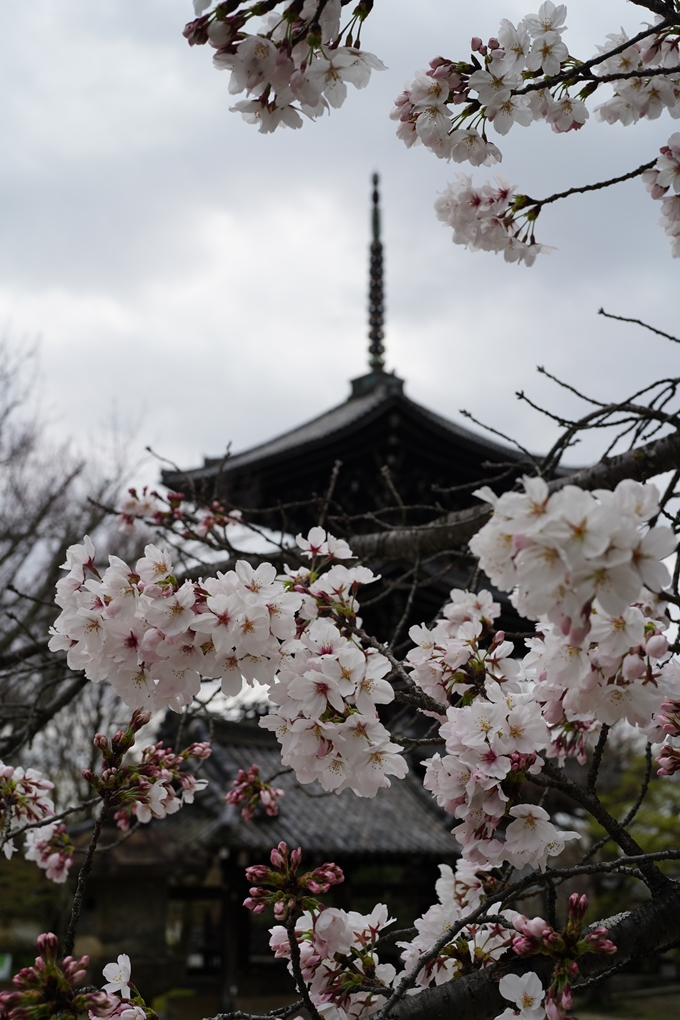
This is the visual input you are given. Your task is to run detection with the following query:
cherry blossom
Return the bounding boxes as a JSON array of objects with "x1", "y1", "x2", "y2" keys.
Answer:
[
  {"x1": 496, "y1": 971, "x2": 545, "y2": 1020},
  {"x1": 0, "y1": 762, "x2": 56, "y2": 860},
  {"x1": 434, "y1": 174, "x2": 552, "y2": 266},
  {"x1": 226, "y1": 763, "x2": 285, "y2": 821},
  {"x1": 103, "y1": 956, "x2": 132, "y2": 999},
  {"x1": 23, "y1": 823, "x2": 75, "y2": 884},
  {"x1": 184, "y1": 1, "x2": 385, "y2": 133}
]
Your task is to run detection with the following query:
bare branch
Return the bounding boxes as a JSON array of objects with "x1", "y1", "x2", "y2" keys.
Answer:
[
  {"x1": 349, "y1": 428, "x2": 680, "y2": 562},
  {"x1": 599, "y1": 307, "x2": 680, "y2": 345}
]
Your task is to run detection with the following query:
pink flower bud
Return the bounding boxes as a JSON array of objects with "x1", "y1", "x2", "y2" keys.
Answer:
[
  {"x1": 471, "y1": 36, "x2": 483, "y2": 51},
  {"x1": 488, "y1": 37, "x2": 500, "y2": 49},
  {"x1": 270, "y1": 848, "x2": 286, "y2": 870},
  {"x1": 622, "y1": 653, "x2": 646, "y2": 680},
  {"x1": 245, "y1": 865, "x2": 271, "y2": 883},
  {"x1": 36, "y1": 933, "x2": 59, "y2": 960},
  {"x1": 645, "y1": 634, "x2": 668, "y2": 659}
]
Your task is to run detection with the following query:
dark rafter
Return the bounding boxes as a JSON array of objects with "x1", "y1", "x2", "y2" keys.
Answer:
[{"x1": 368, "y1": 172, "x2": 385, "y2": 371}]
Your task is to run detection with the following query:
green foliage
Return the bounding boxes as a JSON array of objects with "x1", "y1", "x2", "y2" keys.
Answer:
[{"x1": 585, "y1": 747, "x2": 680, "y2": 920}]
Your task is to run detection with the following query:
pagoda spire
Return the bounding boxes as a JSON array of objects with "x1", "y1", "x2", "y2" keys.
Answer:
[{"x1": 368, "y1": 173, "x2": 385, "y2": 371}]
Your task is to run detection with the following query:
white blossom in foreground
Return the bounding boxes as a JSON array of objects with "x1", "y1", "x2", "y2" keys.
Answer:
[
  {"x1": 495, "y1": 971, "x2": 546, "y2": 1020},
  {"x1": 49, "y1": 528, "x2": 407, "y2": 800},
  {"x1": 270, "y1": 903, "x2": 396, "y2": 1020},
  {"x1": 398, "y1": 860, "x2": 516, "y2": 987}
]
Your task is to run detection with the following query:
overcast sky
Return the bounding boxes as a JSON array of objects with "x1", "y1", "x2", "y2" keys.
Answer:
[{"x1": 0, "y1": 0, "x2": 678, "y2": 485}]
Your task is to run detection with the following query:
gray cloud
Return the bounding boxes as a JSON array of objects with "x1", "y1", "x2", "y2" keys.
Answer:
[{"x1": 0, "y1": 0, "x2": 676, "y2": 478}]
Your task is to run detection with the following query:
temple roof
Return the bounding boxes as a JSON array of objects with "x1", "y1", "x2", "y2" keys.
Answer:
[
  {"x1": 174, "y1": 719, "x2": 460, "y2": 859},
  {"x1": 161, "y1": 175, "x2": 526, "y2": 512},
  {"x1": 162, "y1": 370, "x2": 522, "y2": 493}
]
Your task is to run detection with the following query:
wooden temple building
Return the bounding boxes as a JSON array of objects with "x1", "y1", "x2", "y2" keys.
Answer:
[{"x1": 71, "y1": 716, "x2": 458, "y2": 1017}]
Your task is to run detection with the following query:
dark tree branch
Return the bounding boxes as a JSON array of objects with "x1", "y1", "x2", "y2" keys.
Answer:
[
  {"x1": 0, "y1": 673, "x2": 90, "y2": 757},
  {"x1": 525, "y1": 159, "x2": 657, "y2": 212},
  {"x1": 388, "y1": 885, "x2": 680, "y2": 1020},
  {"x1": 599, "y1": 308, "x2": 680, "y2": 345},
  {"x1": 62, "y1": 795, "x2": 110, "y2": 958},
  {"x1": 349, "y1": 428, "x2": 680, "y2": 562}
]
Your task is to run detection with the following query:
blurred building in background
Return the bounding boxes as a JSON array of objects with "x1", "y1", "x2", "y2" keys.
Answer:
[{"x1": 69, "y1": 715, "x2": 458, "y2": 1018}]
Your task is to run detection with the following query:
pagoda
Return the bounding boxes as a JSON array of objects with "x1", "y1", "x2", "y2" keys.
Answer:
[{"x1": 162, "y1": 175, "x2": 524, "y2": 534}]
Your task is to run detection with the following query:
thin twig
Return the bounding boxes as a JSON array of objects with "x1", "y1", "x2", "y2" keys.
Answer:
[{"x1": 598, "y1": 308, "x2": 680, "y2": 345}]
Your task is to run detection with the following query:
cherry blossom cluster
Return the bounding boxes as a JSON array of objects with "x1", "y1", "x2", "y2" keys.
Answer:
[
  {"x1": 271, "y1": 903, "x2": 396, "y2": 1020},
  {"x1": 261, "y1": 612, "x2": 407, "y2": 796},
  {"x1": 434, "y1": 174, "x2": 552, "y2": 266},
  {"x1": 643, "y1": 133, "x2": 680, "y2": 258},
  {"x1": 254, "y1": 843, "x2": 395, "y2": 1020},
  {"x1": 82, "y1": 708, "x2": 211, "y2": 831},
  {"x1": 391, "y1": 6, "x2": 680, "y2": 264},
  {"x1": 48, "y1": 534, "x2": 306, "y2": 712},
  {"x1": 398, "y1": 860, "x2": 516, "y2": 988},
  {"x1": 470, "y1": 476, "x2": 679, "y2": 741},
  {"x1": 425, "y1": 694, "x2": 578, "y2": 870},
  {"x1": 398, "y1": 880, "x2": 614, "y2": 1018},
  {"x1": 501, "y1": 893, "x2": 616, "y2": 1020},
  {"x1": 407, "y1": 588, "x2": 507, "y2": 707},
  {"x1": 243, "y1": 840, "x2": 344, "y2": 919},
  {"x1": 408, "y1": 589, "x2": 577, "y2": 869},
  {"x1": 23, "y1": 823, "x2": 75, "y2": 884},
  {"x1": 653, "y1": 685, "x2": 680, "y2": 775},
  {"x1": 391, "y1": 3, "x2": 579, "y2": 165},
  {"x1": 225, "y1": 763, "x2": 285, "y2": 821},
  {"x1": 0, "y1": 933, "x2": 114, "y2": 1020},
  {"x1": 470, "y1": 477, "x2": 674, "y2": 632},
  {"x1": 184, "y1": 0, "x2": 385, "y2": 133},
  {"x1": 594, "y1": 26, "x2": 680, "y2": 128},
  {"x1": 49, "y1": 526, "x2": 406, "y2": 799},
  {"x1": 524, "y1": 591, "x2": 675, "y2": 750},
  {"x1": 0, "y1": 762, "x2": 55, "y2": 860}
]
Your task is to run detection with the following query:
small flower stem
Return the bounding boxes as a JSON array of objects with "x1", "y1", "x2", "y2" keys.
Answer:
[
  {"x1": 285, "y1": 917, "x2": 323, "y2": 1020},
  {"x1": 62, "y1": 796, "x2": 110, "y2": 958}
]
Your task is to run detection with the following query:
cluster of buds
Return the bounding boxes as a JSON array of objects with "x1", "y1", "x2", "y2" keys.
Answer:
[
  {"x1": 547, "y1": 718, "x2": 602, "y2": 767},
  {"x1": 0, "y1": 764, "x2": 55, "y2": 860},
  {"x1": 0, "y1": 933, "x2": 112, "y2": 1020},
  {"x1": 512, "y1": 895, "x2": 616, "y2": 1020},
  {"x1": 24, "y1": 823, "x2": 75, "y2": 884},
  {"x1": 244, "y1": 841, "x2": 344, "y2": 921},
  {"x1": 657, "y1": 743, "x2": 680, "y2": 776},
  {"x1": 116, "y1": 486, "x2": 243, "y2": 540},
  {"x1": 116, "y1": 487, "x2": 164, "y2": 533},
  {"x1": 82, "y1": 709, "x2": 211, "y2": 831},
  {"x1": 225, "y1": 764, "x2": 285, "y2": 821},
  {"x1": 654, "y1": 697, "x2": 680, "y2": 775}
]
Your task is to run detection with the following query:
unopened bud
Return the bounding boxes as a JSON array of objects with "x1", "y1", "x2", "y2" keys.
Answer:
[{"x1": 36, "y1": 933, "x2": 59, "y2": 960}]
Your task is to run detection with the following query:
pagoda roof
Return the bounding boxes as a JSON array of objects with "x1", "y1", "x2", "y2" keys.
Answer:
[{"x1": 162, "y1": 370, "x2": 523, "y2": 493}]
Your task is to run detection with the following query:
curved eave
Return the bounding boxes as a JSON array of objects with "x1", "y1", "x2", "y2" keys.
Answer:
[{"x1": 162, "y1": 380, "x2": 526, "y2": 490}]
